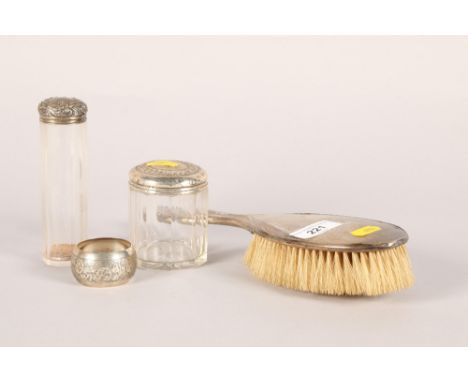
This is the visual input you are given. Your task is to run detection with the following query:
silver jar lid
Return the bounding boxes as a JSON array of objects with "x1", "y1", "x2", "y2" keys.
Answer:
[
  {"x1": 38, "y1": 97, "x2": 88, "y2": 124},
  {"x1": 129, "y1": 160, "x2": 208, "y2": 194}
]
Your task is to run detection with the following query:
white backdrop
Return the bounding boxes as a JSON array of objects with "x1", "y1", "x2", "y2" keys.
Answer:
[{"x1": 0, "y1": 36, "x2": 467, "y2": 345}]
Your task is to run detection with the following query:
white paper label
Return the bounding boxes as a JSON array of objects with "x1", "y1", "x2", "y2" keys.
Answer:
[{"x1": 290, "y1": 220, "x2": 342, "y2": 239}]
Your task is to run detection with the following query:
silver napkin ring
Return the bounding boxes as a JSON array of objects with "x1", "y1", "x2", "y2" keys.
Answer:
[{"x1": 71, "y1": 238, "x2": 137, "y2": 287}]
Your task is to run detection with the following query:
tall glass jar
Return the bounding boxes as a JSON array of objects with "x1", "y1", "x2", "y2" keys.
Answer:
[
  {"x1": 129, "y1": 160, "x2": 208, "y2": 269},
  {"x1": 39, "y1": 97, "x2": 88, "y2": 266}
]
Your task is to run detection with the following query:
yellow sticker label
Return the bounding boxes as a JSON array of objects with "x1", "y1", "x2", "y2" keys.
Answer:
[
  {"x1": 146, "y1": 160, "x2": 179, "y2": 168},
  {"x1": 351, "y1": 226, "x2": 382, "y2": 237}
]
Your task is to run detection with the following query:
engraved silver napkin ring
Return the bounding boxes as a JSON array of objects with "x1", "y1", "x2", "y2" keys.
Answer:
[{"x1": 71, "y1": 238, "x2": 137, "y2": 287}]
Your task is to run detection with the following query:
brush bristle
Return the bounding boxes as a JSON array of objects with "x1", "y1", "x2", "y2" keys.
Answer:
[{"x1": 244, "y1": 234, "x2": 414, "y2": 296}]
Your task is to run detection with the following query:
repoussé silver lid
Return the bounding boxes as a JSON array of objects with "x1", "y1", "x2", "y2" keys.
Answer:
[
  {"x1": 38, "y1": 97, "x2": 88, "y2": 124},
  {"x1": 129, "y1": 160, "x2": 208, "y2": 194}
]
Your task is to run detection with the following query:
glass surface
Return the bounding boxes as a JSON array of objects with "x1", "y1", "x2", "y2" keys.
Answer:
[
  {"x1": 40, "y1": 121, "x2": 87, "y2": 265},
  {"x1": 129, "y1": 188, "x2": 208, "y2": 269}
]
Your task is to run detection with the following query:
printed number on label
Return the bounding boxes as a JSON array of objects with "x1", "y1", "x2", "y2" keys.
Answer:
[{"x1": 290, "y1": 220, "x2": 342, "y2": 239}]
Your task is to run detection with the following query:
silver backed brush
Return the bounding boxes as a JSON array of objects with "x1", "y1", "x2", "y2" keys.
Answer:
[{"x1": 208, "y1": 210, "x2": 413, "y2": 296}]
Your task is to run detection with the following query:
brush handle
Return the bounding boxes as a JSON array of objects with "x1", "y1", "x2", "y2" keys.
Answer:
[{"x1": 208, "y1": 210, "x2": 252, "y2": 231}]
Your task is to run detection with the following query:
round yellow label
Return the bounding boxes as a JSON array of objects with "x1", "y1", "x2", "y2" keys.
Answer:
[{"x1": 146, "y1": 160, "x2": 179, "y2": 168}]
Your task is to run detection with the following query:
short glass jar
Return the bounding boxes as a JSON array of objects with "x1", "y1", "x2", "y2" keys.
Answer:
[{"x1": 129, "y1": 160, "x2": 208, "y2": 269}]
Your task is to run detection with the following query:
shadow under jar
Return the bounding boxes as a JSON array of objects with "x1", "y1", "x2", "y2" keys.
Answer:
[{"x1": 129, "y1": 160, "x2": 208, "y2": 269}]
